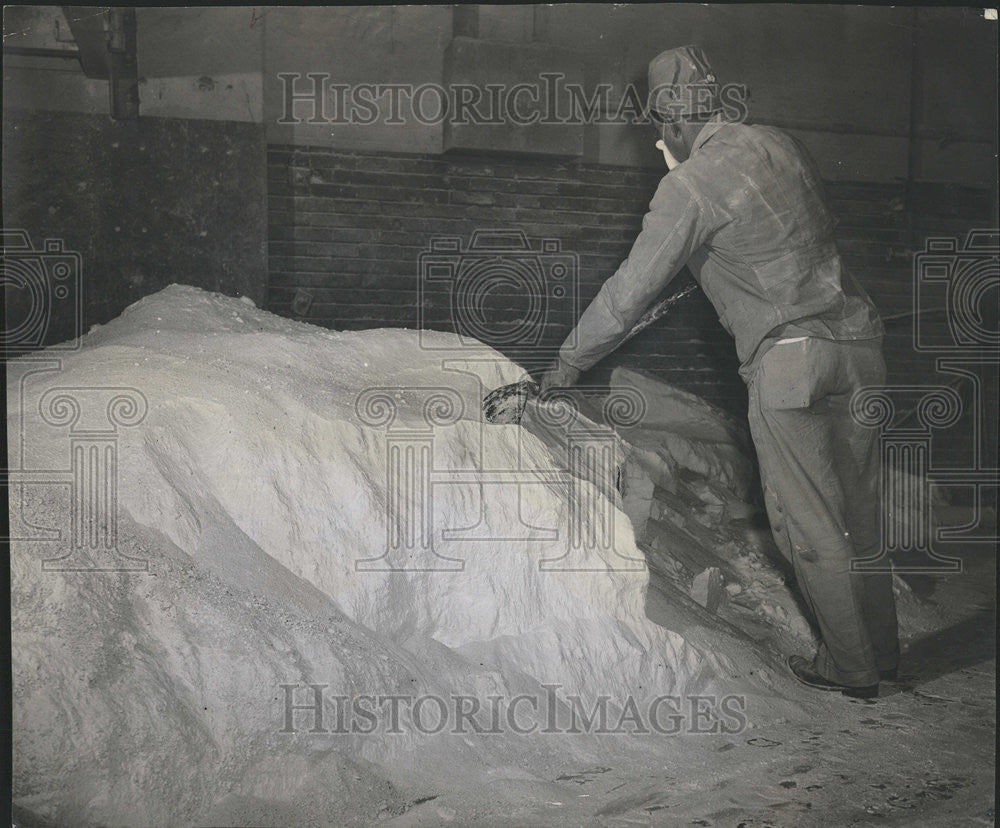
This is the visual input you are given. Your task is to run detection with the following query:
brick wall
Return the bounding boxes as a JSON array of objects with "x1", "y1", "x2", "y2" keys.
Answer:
[
  {"x1": 267, "y1": 145, "x2": 995, "y2": 430},
  {"x1": 268, "y1": 146, "x2": 746, "y2": 411}
]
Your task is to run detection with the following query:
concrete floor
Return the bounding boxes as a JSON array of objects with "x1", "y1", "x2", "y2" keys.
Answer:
[{"x1": 389, "y1": 528, "x2": 996, "y2": 826}]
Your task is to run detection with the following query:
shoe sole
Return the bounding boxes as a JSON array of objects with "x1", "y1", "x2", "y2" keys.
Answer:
[
  {"x1": 788, "y1": 656, "x2": 878, "y2": 697},
  {"x1": 795, "y1": 674, "x2": 841, "y2": 692}
]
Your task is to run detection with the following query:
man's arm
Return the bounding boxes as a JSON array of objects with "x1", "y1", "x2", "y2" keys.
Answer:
[{"x1": 552, "y1": 173, "x2": 717, "y2": 379}]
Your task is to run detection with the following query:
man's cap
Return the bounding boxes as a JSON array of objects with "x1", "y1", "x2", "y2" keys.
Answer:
[{"x1": 646, "y1": 45, "x2": 721, "y2": 123}]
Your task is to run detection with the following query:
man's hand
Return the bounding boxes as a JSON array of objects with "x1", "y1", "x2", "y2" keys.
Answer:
[{"x1": 538, "y1": 358, "x2": 581, "y2": 394}]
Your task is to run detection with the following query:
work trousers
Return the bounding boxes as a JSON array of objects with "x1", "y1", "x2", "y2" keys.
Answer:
[{"x1": 747, "y1": 336, "x2": 899, "y2": 687}]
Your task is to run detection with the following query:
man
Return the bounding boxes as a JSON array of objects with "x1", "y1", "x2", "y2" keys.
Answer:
[{"x1": 541, "y1": 45, "x2": 898, "y2": 699}]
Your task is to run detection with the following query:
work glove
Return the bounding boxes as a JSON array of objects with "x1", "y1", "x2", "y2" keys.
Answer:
[{"x1": 538, "y1": 357, "x2": 581, "y2": 394}]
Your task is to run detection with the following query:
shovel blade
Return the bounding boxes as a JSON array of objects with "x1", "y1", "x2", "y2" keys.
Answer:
[{"x1": 483, "y1": 379, "x2": 539, "y2": 425}]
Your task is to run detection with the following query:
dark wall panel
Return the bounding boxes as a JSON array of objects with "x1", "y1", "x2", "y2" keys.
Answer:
[{"x1": 3, "y1": 110, "x2": 267, "y2": 351}]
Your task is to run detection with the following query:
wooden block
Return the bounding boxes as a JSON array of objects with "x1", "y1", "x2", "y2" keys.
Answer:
[{"x1": 691, "y1": 567, "x2": 725, "y2": 614}]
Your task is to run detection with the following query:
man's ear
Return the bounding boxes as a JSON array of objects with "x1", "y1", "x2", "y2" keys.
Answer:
[{"x1": 661, "y1": 120, "x2": 681, "y2": 143}]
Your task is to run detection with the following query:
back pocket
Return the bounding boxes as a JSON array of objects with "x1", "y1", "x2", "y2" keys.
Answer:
[{"x1": 758, "y1": 339, "x2": 818, "y2": 410}]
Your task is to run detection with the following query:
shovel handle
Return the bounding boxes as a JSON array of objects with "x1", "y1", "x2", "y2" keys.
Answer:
[{"x1": 622, "y1": 280, "x2": 699, "y2": 344}]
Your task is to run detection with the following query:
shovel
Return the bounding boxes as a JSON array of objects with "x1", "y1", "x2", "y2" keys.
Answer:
[{"x1": 483, "y1": 279, "x2": 699, "y2": 425}]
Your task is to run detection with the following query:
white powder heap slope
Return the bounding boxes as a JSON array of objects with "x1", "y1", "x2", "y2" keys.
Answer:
[{"x1": 10, "y1": 285, "x2": 807, "y2": 825}]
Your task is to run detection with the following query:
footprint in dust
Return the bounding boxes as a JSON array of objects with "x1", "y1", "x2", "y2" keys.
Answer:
[
  {"x1": 885, "y1": 776, "x2": 969, "y2": 809},
  {"x1": 886, "y1": 793, "x2": 917, "y2": 810},
  {"x1": 919, "y1": 777, "x2": 969, "y2": 801},
  {"x1": 859, "y1": 717, "x2": 905, "y2": 731}
]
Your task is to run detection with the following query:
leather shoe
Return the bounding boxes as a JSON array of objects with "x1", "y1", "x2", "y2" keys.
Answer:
[{"x1": 787, "y1": 655, "x2": 878, "y2": 699}]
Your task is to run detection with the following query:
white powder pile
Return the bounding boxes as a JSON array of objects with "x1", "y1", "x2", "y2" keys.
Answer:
[{"x1": 11, "y1": 285, "x2": 880, "y2": 824}]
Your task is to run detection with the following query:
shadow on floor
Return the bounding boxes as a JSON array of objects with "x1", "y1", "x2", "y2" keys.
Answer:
[{"x1": 887, "y1": 607, "x2": 996, "y2": 694}]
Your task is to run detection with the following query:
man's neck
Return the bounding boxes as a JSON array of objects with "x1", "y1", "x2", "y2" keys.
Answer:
[{"x1": 679, "y1": 119, "x2": 708, "y2": 154}]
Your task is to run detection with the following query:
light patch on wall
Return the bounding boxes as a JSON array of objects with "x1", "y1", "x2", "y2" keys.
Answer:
[
  {"x1": 2, "y1": 6, "x2": 79, "y2": 54},
  {"x1": 138, "y1": 73, "x2": 263, "y2": 123}
]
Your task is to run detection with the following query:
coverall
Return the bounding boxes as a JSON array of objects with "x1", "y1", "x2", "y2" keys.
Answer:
[{"x1": 560, "y1": 117, "x2": 900, "y2": 688}]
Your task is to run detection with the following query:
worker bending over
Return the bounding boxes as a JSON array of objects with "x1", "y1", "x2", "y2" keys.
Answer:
[{"x1": 542, "y1": 45, "x2": 899, "y2": 699}]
